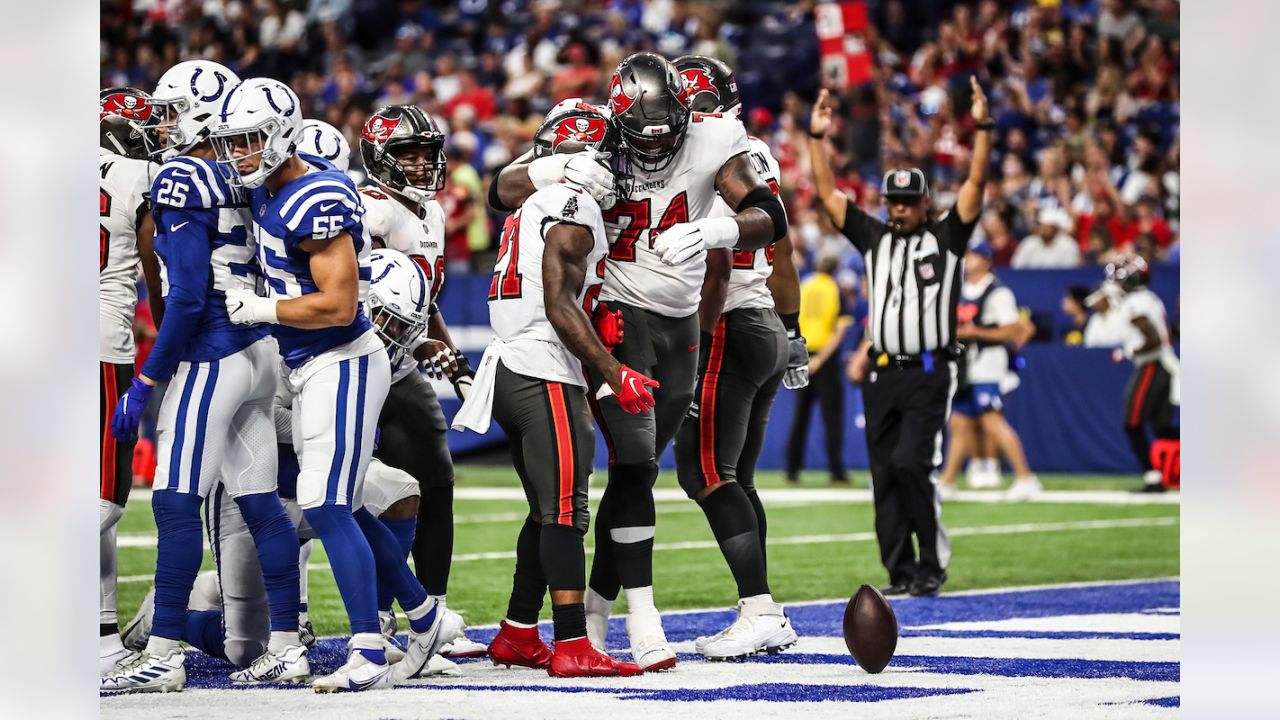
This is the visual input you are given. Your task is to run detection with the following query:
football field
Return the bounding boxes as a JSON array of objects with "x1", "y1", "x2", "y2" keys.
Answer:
[{"x1": 107, "y1": 467, "x2": 1180, "y2": 717}]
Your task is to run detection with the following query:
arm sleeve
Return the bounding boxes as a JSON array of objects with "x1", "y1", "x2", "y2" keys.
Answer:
[
  {"x1": 935, "y1": 209, "x2": 979, "y2": 256},
  {"x1": 839, "y1": 203, "x2": 886, "y2": 254},
  {"x1": 140, "y1": 207, "x2": 215, "y2": 382}
]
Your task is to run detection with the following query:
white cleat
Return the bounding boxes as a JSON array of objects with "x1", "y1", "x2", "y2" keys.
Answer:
[
  {"x1": 311, "y1": 650, "x2": 394, "y2": 693},
  {"x1": 422, "y1": 653, "x2": 460, "y2": 676},
  {"x1": 439, "y1": 608, "x2": 489, "y2": 657},
  {"x1": 100, "y1": 635, "x2": 138, "y2": 677},
  {"x1": 699, "y1": 599, "x2": 798, "y2": 661},
  {"x1": 1005, "y1": 475, "x2": 1044, "y2": 502},
  {"x1": 100, "y1": 648, "x2": 185, "y2": 694},
  {"x1": 230, "y1": 644, "x2": 311, "y2": 685},
  {"x1": 396, "y1": 601, "x2": 465, "y2": 680},
  {"x1": 120, "y1": 586, "x2": 155, "y2": 652},
  {"x1": 626, "y1": 607, "x2": 677, "y2": 672}
]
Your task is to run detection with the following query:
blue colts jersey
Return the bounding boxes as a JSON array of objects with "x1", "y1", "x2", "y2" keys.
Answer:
[
  {"x1": 247, "y1": 154, "x2": 373, "y2": 368},
  {"x1": 142, "y1": 156, "x2": 269, "y2": 383}
]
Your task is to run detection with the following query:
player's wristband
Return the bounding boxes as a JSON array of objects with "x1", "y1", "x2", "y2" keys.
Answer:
[
  {"x1": 975, "y1": 121, "x2": 996, "y2": 131},
  {"x1": 779, "y1": 311, "x2": 800, "y2": 337}
]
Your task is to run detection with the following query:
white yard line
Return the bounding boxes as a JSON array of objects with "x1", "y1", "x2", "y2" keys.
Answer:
[
  {"x1": 125, "y1": 485, "x2": 1182, "y2": 506},
  {"x1": 117, "y1": 516, "x2": 1176, "y2": 582}
]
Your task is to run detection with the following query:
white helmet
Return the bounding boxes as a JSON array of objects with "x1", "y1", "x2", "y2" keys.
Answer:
[
  {"x1": 209, "y1": 77, "x2": 303, "y2": 189},
  {"x1": 368, "y1": 248, "x2": 429, "y2": 367},
  {"x1": 299, "y1": 119, "x2": 352, "y2": 172},
  {"x1": 151, "y1": 60, "x2": 241, "y2": 160}
]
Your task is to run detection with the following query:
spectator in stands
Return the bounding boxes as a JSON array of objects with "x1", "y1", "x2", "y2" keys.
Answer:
[
  {"x1": 1012, "y1": 206, "x2": 1081, "y2": 268},
  {"x1": 785, "y1": 255, "x2": 853, "y2": 486}
]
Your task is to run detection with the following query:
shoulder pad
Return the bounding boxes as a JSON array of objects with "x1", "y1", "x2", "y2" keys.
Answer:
[
  {"x1": 278, "y1": 171, "x2": 363, "y2": 239},
  {"x1": 151, "y1": 157, "x2": 232, "y2": 209}
]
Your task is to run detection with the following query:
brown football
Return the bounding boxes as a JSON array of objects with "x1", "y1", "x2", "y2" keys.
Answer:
[{"x1": 842, "y1": 584, "x2": 899, "y2": 673}]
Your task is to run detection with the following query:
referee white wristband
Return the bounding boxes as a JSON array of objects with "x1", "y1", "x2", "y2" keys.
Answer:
[{"x1": 528, "y1": 154, "x2": 573, "y2": 190}]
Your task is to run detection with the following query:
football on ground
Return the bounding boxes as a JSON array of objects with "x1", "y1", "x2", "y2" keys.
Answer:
[{"x1": 843, "y1": 583, "x2": 898, "y2": 673}]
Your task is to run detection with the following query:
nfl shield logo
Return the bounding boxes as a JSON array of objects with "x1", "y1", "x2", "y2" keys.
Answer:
[
  {"x1": 894, "y1": 170, "x2": 912, "y2": 188},
  {"x1": 919, "y1": 262, "x2": 935, "y2": 281}
]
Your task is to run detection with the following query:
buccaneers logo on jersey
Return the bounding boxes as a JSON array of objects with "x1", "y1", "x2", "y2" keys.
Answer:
[
  {"x1": 551, "y1": 116, "x2": 608, "y2": 151},
  {"x1": 679, "y1": 68, "x2": 719, "y2": 104},
  {"x1": 100, "y1": 91, "x2": 154, "y2": 122},
  {"x1": 361, "y1": 114, "x2": 401, "y2": 144}
]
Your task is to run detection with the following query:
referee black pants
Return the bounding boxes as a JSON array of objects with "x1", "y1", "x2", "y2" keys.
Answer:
[
  {"x1": 862, "y1": 362, "x2": 954, "y2": 585},
  {"x1": 784, "y1": 355, "x2": 846, "y2": 481}
]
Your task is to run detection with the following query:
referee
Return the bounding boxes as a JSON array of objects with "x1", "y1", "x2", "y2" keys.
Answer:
[{"x1": 808, "y1": 77, "x2": 993, "y2": 597}]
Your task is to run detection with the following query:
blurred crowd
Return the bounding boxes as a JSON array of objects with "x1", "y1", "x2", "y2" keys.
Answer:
[{"x1": 101, "y1": 0, "x2": 1179, "y2": 276}]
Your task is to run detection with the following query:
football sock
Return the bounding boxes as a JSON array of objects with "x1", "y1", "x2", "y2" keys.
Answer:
[
  {"x1": 145, "y1": 635, "x2": 181, "y2": 656},
  {"x1": 552, "y1": 602, "x2": 588, "y2": 642},
  {"x1": 624, "y1": 585, "x2": 656, "y2": 613},
  {"x1": 298, "y1": 540, "x2": 312, "y2": 612},
  {"x1": 506, "y1": 516, "x2": 546, "y2": 625},
  {"x1": 181, "y1": 609, "x2": 227, "y2": 660},
  {"x1": 540, "y1": 523, "x2": 586, "y2": 592},
  {"x1": 268, "y1": 630, "x2": 297, "y2": 653},
  {"x1": 700, "y1": 482, "x2": 769, "y2": 598},
  {"x1": 583, "y1": 587, "x2": 615, "y2": 621},
  {"x1": 353, "y1": 507, "x2": 428, "y2": 618},
  {"x1": 610, "y1": 462, "x2": 658, "y2": 590},
  {"x1": 234, "y1": 491, "x2": 301, "y2": 633},
  {"x1": 376, "y1": 516, "x2": 417, "y2": 613},
  {"x1": 744, "y1": 486, "x2": 769, "y2": 568},
  {"x1": 587, "y1": 488, "x2": 619, "y2": 601},
  {"x1": 100, "y1": 501, "x2": 122, "y2": 634},
  {"x1": 304, "y1": 504, "x2": 380, "y2": 635},
  {"x1": 350, "y1": 632, "x2": 386, "y2": 664},
  {"x1": 150, "y1": 490, "x2": 205, "y2": 643},
  {"x1": 413, "y1": 485, "x2": 455, "y2": 596}
]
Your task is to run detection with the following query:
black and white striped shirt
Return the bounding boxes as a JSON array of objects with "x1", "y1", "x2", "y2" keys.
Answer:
[{"x1": 840, "y1": 208, "x2": 976, "y2": 356}]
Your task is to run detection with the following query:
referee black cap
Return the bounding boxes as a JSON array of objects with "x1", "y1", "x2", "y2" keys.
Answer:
[{"x1": 882, "y1": 168, "x2": 931, "y2": 201}]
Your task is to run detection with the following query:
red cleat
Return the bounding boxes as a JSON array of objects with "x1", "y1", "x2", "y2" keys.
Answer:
[
  {"x1": 488, "y1": 621, "x2": 553, "y2": 669},
  {"x1": 547, "y1": 637, "x2": 645, "y2": 677}
]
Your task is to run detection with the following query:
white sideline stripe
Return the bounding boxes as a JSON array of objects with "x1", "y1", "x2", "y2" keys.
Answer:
[
  {"x1": 123, "y1": 486, "x2": 1182, "y2": 506},
  {"x1": 116, "y1": 516, "x2": 1176, "y2": 583}
]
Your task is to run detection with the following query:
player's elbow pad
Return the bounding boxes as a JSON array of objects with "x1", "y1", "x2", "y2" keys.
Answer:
[{"x1": 737, "y1": 186, "x2": 788, "y2": 242}]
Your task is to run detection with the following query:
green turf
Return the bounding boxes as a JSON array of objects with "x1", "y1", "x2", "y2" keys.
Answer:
[{"x1": 114, "y1": 469, "x2": 1179, "y2": 637}]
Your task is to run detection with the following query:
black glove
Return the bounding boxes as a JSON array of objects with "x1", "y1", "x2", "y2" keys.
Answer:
[{"x1": 450, "y1": 352, "x2": 475, "y2": 400}]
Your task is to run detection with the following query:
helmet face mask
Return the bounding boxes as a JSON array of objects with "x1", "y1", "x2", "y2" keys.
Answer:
[
  {"x1": 369, "y1": 303, "x2": 427, "y2": 367},
  {"x1": 608, "y1": 53, "x2": 691, "y2": 173},
  {"x1": 360, "y1": 106, "x2": 447, "y2": 204}
]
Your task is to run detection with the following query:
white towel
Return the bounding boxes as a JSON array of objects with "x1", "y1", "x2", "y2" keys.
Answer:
[{"x1": 451, "y1": 340, "x2": 504, "y2": 434}]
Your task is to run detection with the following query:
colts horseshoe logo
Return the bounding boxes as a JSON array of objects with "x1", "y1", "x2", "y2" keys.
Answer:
[
  {"x1": 262, "y1": 86, "x2": 297, "y2": 118},
  {"x1": 190, "y1": 67, "x2": 228, "y2": 102}
]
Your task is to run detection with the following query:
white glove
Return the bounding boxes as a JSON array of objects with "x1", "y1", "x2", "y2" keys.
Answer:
[
  {"x1": 653, "y1": 217, "x2": 740, "y2": 265},
  {"x1": 562, "y1": 149, "x2": 615, "y2": 206},
  {"x1": 225, "y1": 288, "x2": 278, "y2": 324}
]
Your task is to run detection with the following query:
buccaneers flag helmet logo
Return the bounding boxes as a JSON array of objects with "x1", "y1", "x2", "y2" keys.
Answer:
[
  {"x1": 361, "y1": 114, "x2": 401, "y2": 144},
  {"x1": 679, "y1": 68, "x2": 719, "y2": 104},
  {"x1": 100, "y1": 91, "x2": 154, "y2": 122},
  {"x1": 551, "y1": 115, "x2": 608, "y2": 151}
]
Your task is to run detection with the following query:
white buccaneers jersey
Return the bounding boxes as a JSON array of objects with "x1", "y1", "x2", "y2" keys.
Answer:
[
  {"x1": 359, "y1": 186, "x2": 447, "y2": 304},
  {"x1": 99, "y1": 148, "x2": 157, "y2": 363},
  {"x1": 1120, "y1": 288, "x2": 1173, "y2": 364},
  {"x1": 600, "y1": 113, "x2": 750, "y2": 318},
  {"x1": 489, "y1": 183, "x2": 608, "y2": 385},
  {"x1": 714, "y1": 136, "x2": 782, "y2": 313}
]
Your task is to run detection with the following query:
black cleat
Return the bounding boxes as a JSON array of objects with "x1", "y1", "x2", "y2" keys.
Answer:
[{"x1": 1132, "y1": 483, "x2": 1167, "y2": 494}]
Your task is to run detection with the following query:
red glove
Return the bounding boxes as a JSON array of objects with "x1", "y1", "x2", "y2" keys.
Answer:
[
  {"x1": 616, "y1": 364, "x2": 659, "y2": 414},
  {"x1": 592, "y1": 301, "x2": 625, "y2": 350}
]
